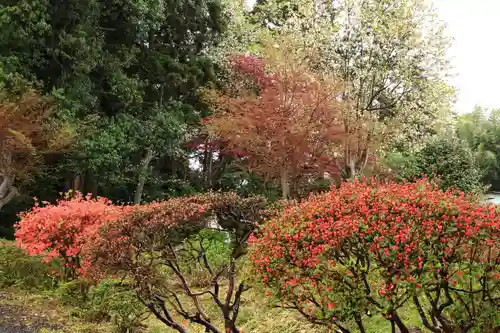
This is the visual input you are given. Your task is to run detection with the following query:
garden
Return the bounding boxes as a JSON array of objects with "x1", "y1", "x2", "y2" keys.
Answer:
[{"x1": 0, "y1": 0, "x2": 499, "y2": 332}]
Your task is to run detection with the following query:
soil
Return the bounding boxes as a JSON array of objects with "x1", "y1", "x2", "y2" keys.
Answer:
[{"x1": 0, "y1": 293, "x2": 63, "y2": 333}]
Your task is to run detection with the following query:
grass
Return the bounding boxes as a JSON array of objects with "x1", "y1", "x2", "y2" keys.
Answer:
[
  {"x1": 0, "y1": 239, "x2": 425, "y2": 332},
  {"x1": 0, "y1": 287, "x2": 115, "y2": 333},
  {"x1": 0, "y1": 285, "x2": 320, "y2": 333},
  {"x1": 0, "y1": 284, "x2": 425, "y2": 333}
]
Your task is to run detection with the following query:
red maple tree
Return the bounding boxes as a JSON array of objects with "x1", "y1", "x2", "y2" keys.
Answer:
[{"x1": 202, "y1": 42, "x2": 347, "y2": 198}]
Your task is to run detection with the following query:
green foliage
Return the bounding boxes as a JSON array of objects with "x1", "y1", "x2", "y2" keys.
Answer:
[
  {"x1": 188, "y1": 229, "x2": 232, "y2": 268},
  {"x1": 54, "y1": 278, "x2": 148, "y2": 332},
  {"x1": 383, "y1": 151, "x2": 420, "y2": 182},
  {"x1": 86, "y1": 279, "x2": 148, "y2": 333},
  {"x1": 56, "y1": 279, "x2": 92, "y2": 306},
  {"x1": 416, "y1": 137, "x2": 484, "y2": 193},
  {"x1": 0, "y1": 0, "x2": 227, "y2": 213},
  {"x1": 0, "y1": 242, "x2": 56, "y2": 290},
  {"x1": 387, "y1": 137, "x2": 484, "y2": 193},
  {"x1": 456, "y1": 106, "x2": 500, "y2": 191}
]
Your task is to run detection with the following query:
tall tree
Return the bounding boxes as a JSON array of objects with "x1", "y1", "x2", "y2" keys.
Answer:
[
  {"x1": 0, "y1": 90, "x2": 70, "y2": 210},
  {"x1": 203, "y1": 39, "x2": 346, "y2": 199},
  {"x1": 248, "y1": 0, "x2": 455, "y2": 177},
  {"x1": 0, "y1": 0, "x2": 226, "y2": 203},
  {"x1": 456, "y1": 107, "x2": 500, "y2": 190}
]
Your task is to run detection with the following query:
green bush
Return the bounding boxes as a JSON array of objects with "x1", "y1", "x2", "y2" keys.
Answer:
[
  {"x1": 386, "y1": 137, "x2": 485, "y2": 193},
  {"x1": 53, "y1": 278, "x2": 148, "y2": 332},
  {"x1": 0, "y1": 242, "x2": 56, "y2": 290},
  {"x1": 86, "y1": 279, "x2": 148, "y2": 333},
  {"x1": 416, "y1": 137, "x2": 485, "y2": 193},
  {"x1": 56, "y1": 279, "x2": 92, "y2": 306}
]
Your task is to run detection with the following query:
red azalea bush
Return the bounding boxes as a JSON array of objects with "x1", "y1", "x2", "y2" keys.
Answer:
[
  {"x1": 250, "y1": 178, "x2": 500, "y2": 333},
  {"x1": 15, "y1": 191, "x2": 130, "y2": 280}
]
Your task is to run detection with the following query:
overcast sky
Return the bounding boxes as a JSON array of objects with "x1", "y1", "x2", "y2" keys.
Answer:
[
  {"x1": 245, "y1": 0, "x2": 500, "y2": 113},
  {"x1": 435, "y1": 0, "x2": 500, "y2": 113}
]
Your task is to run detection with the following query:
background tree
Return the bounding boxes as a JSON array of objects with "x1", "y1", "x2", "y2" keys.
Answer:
[
  {"x1": 248, "y1": 0, "x2": 455, "y2": 177},
  {"x1": 0, "y1": 0, "x2": 226, "y2": 234},
  {"x1": 385, "y1": 136, "x2": 484, "y2": 193},
  {"x1": 203, "y1": 38, "x2": 346, "y2": 199},
  {"x1": 456, "y1": 106, "x2": 500, "y2": 191},
  {"x1": 0, "y1": 90, "x2": 71, "y2": 210}
]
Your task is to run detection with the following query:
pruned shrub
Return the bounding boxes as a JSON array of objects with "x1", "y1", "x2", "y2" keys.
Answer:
[
  {"x1": 0, "y1": 242, "x2": 56, "y2": 290},
  {"x1": 14, "y1": 191, "x2": 130, "y2": 280},
  {"x1": 56, "y1": 278, "x2": 92, "y2": 306},
  {"x1": 86, "y1": 279, "x2": 149, "y2": 333},
  {"x1": 84, "y1": 192, "x2": 268, "y2": 333},
  {"x1": 250, "y1": 178, "x2": 500, "y2": 333}
]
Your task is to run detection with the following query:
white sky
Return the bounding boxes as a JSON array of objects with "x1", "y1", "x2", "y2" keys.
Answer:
[
  {"x1": 244, "y1": 0, "x2": 500, "y2": 113},
  {"x1": 435, "y1": 0, "x2": 500, "y2": 113}
]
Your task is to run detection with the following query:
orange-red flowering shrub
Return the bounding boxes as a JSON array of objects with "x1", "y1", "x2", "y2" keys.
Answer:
[
  {"x1": 250, "y1": 179, "x2": 500, "y2": 333},
  {"x1": 85, "y1": 192, "x2": 268, "y2": 333},
  {"x1": 15, "y1": 192, "x2": 129, "y2": 280}
]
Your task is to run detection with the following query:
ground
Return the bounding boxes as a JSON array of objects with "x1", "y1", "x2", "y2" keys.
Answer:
[
  {"x1": 0, "y1": 289, "x2": 113, "y2": 333},
  {"x1": 0, "y1": 286, "x2": 425, "y2": 333},
  {"x1": 0, "y1": 292, "x2": 61, "y2": 333}
]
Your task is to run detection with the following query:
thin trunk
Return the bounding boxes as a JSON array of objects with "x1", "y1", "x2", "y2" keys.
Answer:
[
  {"x1": 354, "y1": 315, "x2": 366, "y2": 333},
  {"x1": 72, "y1": 173, "x2": 82, "y2": 192},
  {"x1": 392, "y1": 312, "x2": 410, "y2": 333},
  {"x1": 203, "y1": 150, "x2": 209, "y2": 185},
  {"x1": 0, "y1": 174, "x2": 11, "y2": 198},
  {"x1": 134, "y1": 148, "x2": 154, "y2": 205},
  {"x1": 208, "y1": 151, "x2": 213, "y2": 188},
  {"x1": 0, "y1": 175, "x2": 18, "y2": 210},
  {"x1": 64, "y1": 177, "x2": 72, "y2": 192},
  {"x1": 349, "y1": 158, "x2": 356, "y2": 179},
  {"x1": 90, "y1": 176, "x2": 98, "y2": 197},
  {"x1": 280, "y1": 167, "x2": 290, "y2": 199}
]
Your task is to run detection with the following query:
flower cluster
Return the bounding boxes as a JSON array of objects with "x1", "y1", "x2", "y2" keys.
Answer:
[
  {"x1": 250, "y1": 178, "x2": 500, "y2": 330},
  {"x1": 15, "y1": 192, "x2": 130, "y2": 280}
]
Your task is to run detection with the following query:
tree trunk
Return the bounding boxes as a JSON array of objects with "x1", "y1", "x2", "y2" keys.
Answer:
[
  {"x1": 349, "y1": 158, "x2": 356, "y2": 179},
  {"x1": 280, "y1": 167, "x2": 290, "y2": 199},
  {"x1": 0, "y1": 174, "x2": 18, "y2": 210},
  {"x1": 72, "y1": 173, "x2": 81, "y2": 191},
  {"x1": 134, "y1": 148, "x2": 154, "y2": 205}
]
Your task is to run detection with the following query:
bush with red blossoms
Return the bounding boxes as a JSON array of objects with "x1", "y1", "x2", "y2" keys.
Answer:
[
  {"x1": 15, "y1": 191, "x2": 130, "y2": 281},
  {"x1": 250, "y1": 179, "x2": 500, "y2": 333},
  {"x1": 85, "y1": 192, "x2": 268, "y2": 333}
]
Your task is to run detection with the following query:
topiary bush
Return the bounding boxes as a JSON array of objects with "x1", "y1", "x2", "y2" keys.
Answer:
[
  {"x1": 0, "y1": 241, "x2": 56, "y2": 290},
  {"x1": 250, "y1": 178, "x2": 500, "y2": 333}
]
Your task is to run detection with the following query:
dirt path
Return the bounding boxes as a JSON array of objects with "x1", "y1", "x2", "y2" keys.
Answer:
[{"x1": 0, "y1": 293, "x2": 63, "y2": 333}]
